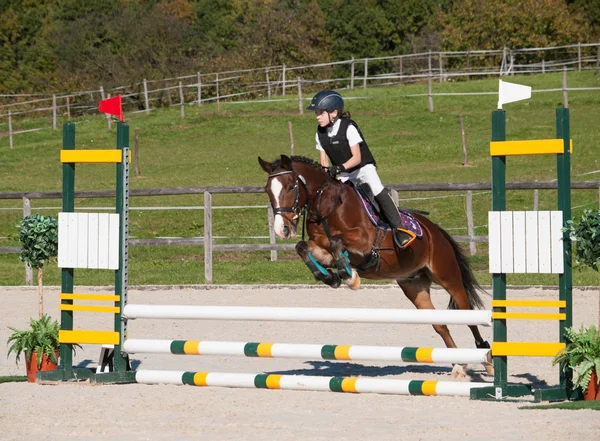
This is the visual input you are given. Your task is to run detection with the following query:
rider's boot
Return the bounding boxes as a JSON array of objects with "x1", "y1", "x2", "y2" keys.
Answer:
[{"x1": 374, "y1": 191, "x2": 417, "y2": 249}]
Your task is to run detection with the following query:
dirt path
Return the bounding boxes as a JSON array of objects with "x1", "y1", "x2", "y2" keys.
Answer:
[{"x1": 1, "y1": 285, "x2": 598, "y2": 441}]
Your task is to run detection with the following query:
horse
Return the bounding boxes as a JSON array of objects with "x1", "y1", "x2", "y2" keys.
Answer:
[{"x1": 258, "y1": 154, "x2": 493, "y2": 377}]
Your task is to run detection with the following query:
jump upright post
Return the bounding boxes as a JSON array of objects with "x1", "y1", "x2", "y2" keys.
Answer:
[
  {"x1": 37, "y1": 121, "x2": 131, "y2": 382},
  {"x1": 471, "y1": 87, "x2": 575, "y2": 400}
]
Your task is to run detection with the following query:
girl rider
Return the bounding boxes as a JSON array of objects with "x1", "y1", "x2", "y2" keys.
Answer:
[{"x1": 306, "y1": 89, "x2": 415, "y2": 249}]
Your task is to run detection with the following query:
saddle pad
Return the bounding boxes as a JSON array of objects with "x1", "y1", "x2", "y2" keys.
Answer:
[{"x1": 352, "y1": 185, "x2": 423, "y2": 238}]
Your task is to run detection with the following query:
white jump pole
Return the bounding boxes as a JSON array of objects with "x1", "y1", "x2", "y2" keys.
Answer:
[
  {"x1": 134, "y1": 370, "x2": 490, "y2": 396},
  {"x1": 123, "y1": 339, "x2": 492, "y2": 365},
  {"x1": 123, "y1": 305, "x2": 492, "y2": 326}
]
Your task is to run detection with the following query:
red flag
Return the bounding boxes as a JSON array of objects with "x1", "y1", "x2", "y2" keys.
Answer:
[{"x1": 99, "y1": 95, "x2": 123, "y2": 121}]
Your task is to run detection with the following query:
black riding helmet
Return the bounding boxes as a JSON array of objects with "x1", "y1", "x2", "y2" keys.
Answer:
[{"x1": 306, "y1": 90, "x2": 344, "y2": 114}]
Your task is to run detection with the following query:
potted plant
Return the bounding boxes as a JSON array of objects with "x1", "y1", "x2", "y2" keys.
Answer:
[
  {"x1": 552, "y1": 325, "x2": 600, "y2": 400},
  {"x1": 17, "y1": 214, "x2": 58, "y2": 318},
  {"x1": 7, "y1": 315, "x2": 60, "y2": 382}
]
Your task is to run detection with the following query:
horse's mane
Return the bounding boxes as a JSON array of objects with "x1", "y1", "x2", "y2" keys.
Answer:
[{"x1": 272, "y1": 155, "x2": 326, "y2": 173}]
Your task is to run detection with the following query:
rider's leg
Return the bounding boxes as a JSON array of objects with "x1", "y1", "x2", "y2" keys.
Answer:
[
  {"x1": 356, "y1": 165, "x2": 416, "y2": 249},
  {"x1": 295, "y1": 241, "x2": 341, "y2": 288},
  {"x1": 374, "y1": 190, "x2": 416, "y2": 249}
]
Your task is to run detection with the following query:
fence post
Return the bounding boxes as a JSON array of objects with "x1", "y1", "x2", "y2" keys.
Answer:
[
  {"x1": 428, "y1": 77, "x2": 434, "y2": 112},
  {"x1": 267, "y1": 205, "x2": 278, "y2": 262},
  {"x1": 106, "y1": 94, "x2": 112, "y2": 130},
  {"x1": 460, "y1": 114, "x2": 468, "y2": 165},
  {"x1": 399, "y1": 55, "x2": 403, "y2": 84},
  {"x1": 363, "y1": 59, "x2": 368, "y2": 89},
  {"x1": 204, "y1": 191, "x2": 213, "y2": 284},
  {"x1": 596, "y1": 39, "x2": 600, "y2": 74},
  {"x1": 134, "y1": 129, "x2": 140, "y2": 177},
  {"x1": 100, "y1": 85, "x2": 105, "y2": 100},
  {"x1": 288, "y1": 121, "x2": 294, "y2": 156},
  {"x1": 350, "y1": 57, "x2": 355, "y2": 89},
  {"x1": 52, "y1": 94, "x2": 57, "y2": 129},
  {"x1": 143, "y1": 79, "x2": 150, "y2": 115},
  {"x1": 282, "y1": 64, "x2": 286, "y2": 96},
  {"x1": 542, "y1": 59, "x2": 545, "y2": 74},
  {"x1": 466, "y1": 51, "x2": 470, "y2": 81},
  {"x1": 216, "y1": 73, "x2": 221, "y2": 115},
  {"x1": 8, "y1": 110, "x2": 13, "y2": 149},
  {"x1": 466, "y1": 190, "x2": 476, "y2": 256},
  {"x1": 501, "y1": 47, "x2": 507, "y2": 76},
  {"x1": 66, "y1": 96, "x2": 71, "y2": 119},
  {"x1": 179, "y1": 81, "x2": 185, "y2": 119},
  {"x1": 510, "y1": 50, "x2": 515, "y2": 75},
  {"x1": 23, "y1": 197, "x2": 33, "y2": 285},
  {"x1": 297, "y1": 77, "x2": 303, "y2": 115},
  {"x1": 439, "y1": 52, "x2": 443, "y2": 83},
  {"x1": 534, "y1": 189, "x2": 539, "y2": 211},
  {"x1": 578, "y1": 42, "x2": 582, "y2": 71},
  {"x1": 562, "y1": 66, "x2": 569, "y2": 108},
  {"x1": 197, "y1": 72, "x2": 202, "y2": 107},
  {"x1": 266, "y1": 67, "x2": 271, "y2": 100}
]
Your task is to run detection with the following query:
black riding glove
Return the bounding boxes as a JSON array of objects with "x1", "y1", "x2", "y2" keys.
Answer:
[{"x1": 329, "y1": 164, "x2": 345, "y2": 178}]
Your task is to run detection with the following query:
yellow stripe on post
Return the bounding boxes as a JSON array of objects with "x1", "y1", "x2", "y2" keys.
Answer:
[
  {"x1": 421, "y1": 381, "x2": 438, "y2": 396},
  {"x1": 341, "y1": 378, "x2": 358, "y2": 393},
  {"x1": 59, "y1": 304, "x2": 120, "y2": 313},
  {"x1": 265, "y1": 375, "x2": 282, "y2": 389},
  {"x1": 257, "y1": 343, "x2": 273, "y2": 357},
  {"x1": 60, "y1": 150, "x2": 132, "y2": 163},
  {"x1": 59, "y1": 330, "x2": 120, "y2": 345},
  {"x1": 492, "y1": 312, "x2": 566, "y2": 320},
  {"x1": 184, "y1": 340, "x2": 201, "y2": 355},
  {"x1": 193, "y1": 372, "x2": 209, "y2": 386},
  {"x1": 490, "y1": 139, "x2": 573, "y2": 156},
  {"x1": 415, "y1": 347, "x2": 434, "y2": 363},
  {"x1": 492, "y1": 342, "x2": 565, "y2": 357},
  {"x1": 334, "y1": 345, "x2": 352, "y2": 360},
  {"x1": 492, "y1": 300, "x2": 566, "y2": 308},
  {"x1": 60, "y1": 293, "x2": 120, "y2": 302}
]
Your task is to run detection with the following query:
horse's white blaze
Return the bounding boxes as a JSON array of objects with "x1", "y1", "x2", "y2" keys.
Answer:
[{"x1": 270, "y1": 178, "x2": 288, "y2": 238}]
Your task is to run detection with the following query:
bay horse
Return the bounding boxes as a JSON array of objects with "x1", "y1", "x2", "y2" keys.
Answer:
[{"x1": 258, "y1": 154, "x2": 493, "y2": 377}]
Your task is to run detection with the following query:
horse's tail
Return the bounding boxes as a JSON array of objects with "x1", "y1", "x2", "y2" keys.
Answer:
[{"x1": 438, "y1": 226, "x2": 486, "y2": 310}]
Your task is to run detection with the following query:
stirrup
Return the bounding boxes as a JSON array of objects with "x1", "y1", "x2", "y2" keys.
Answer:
[{"x1": 393, "y1": 228, "x2": 416, "y2": 249}]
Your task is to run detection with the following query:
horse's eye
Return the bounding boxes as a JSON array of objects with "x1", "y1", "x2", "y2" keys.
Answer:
[{"x1": 287, "y1": 184, "x2": 294, "y2": 191}]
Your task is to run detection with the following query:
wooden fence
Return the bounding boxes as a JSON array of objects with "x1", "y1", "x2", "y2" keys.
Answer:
[{"x1": 2, "y1": 180, "x2": 600, "y2": 284}]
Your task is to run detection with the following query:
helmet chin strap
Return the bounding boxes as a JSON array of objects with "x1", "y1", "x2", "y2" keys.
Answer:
[{"x1": 326, "y1": 112, "x2": 338, "y2": 127}]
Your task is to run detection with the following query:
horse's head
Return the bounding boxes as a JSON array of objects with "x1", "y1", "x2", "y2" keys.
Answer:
[{"x1": 258, "y1": 155, "x2": 308, "y2": 239}]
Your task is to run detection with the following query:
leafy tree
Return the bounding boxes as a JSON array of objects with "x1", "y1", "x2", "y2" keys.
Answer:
[
  {"x1": 437, "y1": 0, "x2": 590, "y2": 52},
  {"x1": 17, "y1": 214, "x2": 58, "y2": 319}
]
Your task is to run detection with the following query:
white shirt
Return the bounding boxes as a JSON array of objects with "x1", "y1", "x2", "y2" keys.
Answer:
[{"x1": 315, "y1": 119, "x2": 363, "y2": 151}]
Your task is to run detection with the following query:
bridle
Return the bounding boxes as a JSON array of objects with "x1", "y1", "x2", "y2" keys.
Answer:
[
  {"x1": 267, "y1": 167, "x2": 344, "y2": 241},
  {"x1": 267, "y1": 170, "x2": 308, "y2": 230}
]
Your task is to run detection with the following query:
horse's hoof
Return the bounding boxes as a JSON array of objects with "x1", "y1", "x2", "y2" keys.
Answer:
[
  {"x1": 483, "y1": 363, "x2": 495, "y2": 375},
  {"x1": 344, "y1": 269, "x2": 361, "y2": 290},
  {"x1": 451, "y1": 364, "x2": 467, "y2": 378}
]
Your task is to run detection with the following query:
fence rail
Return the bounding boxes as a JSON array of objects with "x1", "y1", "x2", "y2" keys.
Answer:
[
  {"x1": 2, "y1": 42, "x2": 600, "y2": 148},
  {"x1": 2, "y1": 180, "x2": 600, "y2": 284}
]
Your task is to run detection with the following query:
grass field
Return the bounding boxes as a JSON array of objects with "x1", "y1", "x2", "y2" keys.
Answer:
[{"x1": 1, "y1": 71, "x2": 599, "y2": 286}]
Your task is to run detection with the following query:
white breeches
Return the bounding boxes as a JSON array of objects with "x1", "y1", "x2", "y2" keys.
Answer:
[{"x1": 338, "y1": 164, "x2": 384, "y2": 196}]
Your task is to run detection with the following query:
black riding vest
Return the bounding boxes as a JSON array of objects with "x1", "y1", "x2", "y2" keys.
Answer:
[{"x1": 317, "y1": 118, "x2": 376, "y2": 172}]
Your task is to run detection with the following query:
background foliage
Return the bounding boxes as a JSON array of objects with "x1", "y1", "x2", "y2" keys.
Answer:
[{"x1": 1, "y1": 0, "x2": 599, "y2": 95}]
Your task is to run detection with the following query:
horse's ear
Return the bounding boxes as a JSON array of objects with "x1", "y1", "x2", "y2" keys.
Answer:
[
  {"x1": 258, "y1": 156, "x2": 272, "y2": 173},
  {"x1": 280, "y1": 155, "x2": 292, "y2": 170}
]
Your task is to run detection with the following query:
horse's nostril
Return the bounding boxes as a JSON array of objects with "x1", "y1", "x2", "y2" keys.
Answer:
[{"x1": 283, "y1": 226, "x2": 289, "y2": 236}]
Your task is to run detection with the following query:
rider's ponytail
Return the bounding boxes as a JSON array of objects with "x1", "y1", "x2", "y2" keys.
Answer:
[{"x1": 341, "y1": 111, "x2": 351, "y2": 119}]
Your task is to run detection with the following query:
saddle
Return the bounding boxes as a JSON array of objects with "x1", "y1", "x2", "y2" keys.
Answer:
[{"x1": 351, "y1": 183, "x2": 423, "y2": 238}]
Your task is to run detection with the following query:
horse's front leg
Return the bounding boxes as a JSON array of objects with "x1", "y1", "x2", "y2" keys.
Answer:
[
  {"x1": 295, "y1": 240, "x2": 341, "y2": 288},
  {"x1": 329, "y1": 235, "x2": 361, "y2": 290}
]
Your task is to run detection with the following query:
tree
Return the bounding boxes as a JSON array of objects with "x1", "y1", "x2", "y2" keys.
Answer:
[
  {"x1": 437, "y1": 0, "x2": 590, "y2": 52},
  {"x1": 17, "y1": 214, "x2": 58, "y2": 319}
]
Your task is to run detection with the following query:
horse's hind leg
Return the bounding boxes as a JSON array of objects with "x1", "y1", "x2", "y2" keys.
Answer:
[
  {"x1": 430, "y1": 262, "x2": 494, "y2": 375},
  {"x1": 295, "y1": 241, "x2": 341, "y2": 288},
  {"x1": 398, "y1": 279, "x2": 468, "y2": 378}
]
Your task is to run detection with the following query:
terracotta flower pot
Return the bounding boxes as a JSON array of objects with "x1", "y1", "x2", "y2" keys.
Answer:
[
  {"x1": 584, "y1": 371, "x2": 600, "y2": 401},
  {"x1": 25, "y1": 350, "x2": 58, "y2": 383}
]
